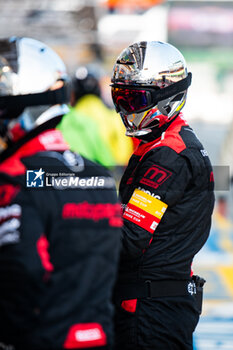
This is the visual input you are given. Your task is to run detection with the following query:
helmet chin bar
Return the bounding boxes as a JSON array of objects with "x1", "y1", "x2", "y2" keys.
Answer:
[
  {"x1": 122, "y1": 105, "x2": 164, "y2": 136},
  {"x1": 125, "y1": 128, "x2": 153, "y2": 137},
  {"x1": 125, "y1": 114, "x2": 161, "y2": 137}
]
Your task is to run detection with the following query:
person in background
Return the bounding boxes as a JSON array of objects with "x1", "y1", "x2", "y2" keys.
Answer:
[
  {"x1": 111, "y1": 41, "x2": 215, "y2": 350},
  {"x1": 58, "y1": 65, "x2": 133, "y2": 168},
  {"x1": 0, "y1": 37, "x2": 122, "y2": 350}
]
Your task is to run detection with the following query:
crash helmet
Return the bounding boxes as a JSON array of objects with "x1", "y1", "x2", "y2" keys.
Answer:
[
  {"x1": 111, "y1": 41, "x2": 192, "y2": 137},
  {"x1": 0, "y1": 36, "x2": 69, "y2": 145}
]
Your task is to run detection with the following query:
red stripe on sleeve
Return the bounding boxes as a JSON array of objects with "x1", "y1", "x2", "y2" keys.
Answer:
[{"x1": 36, "y1": 235, "x2": 54, "y2": 272}]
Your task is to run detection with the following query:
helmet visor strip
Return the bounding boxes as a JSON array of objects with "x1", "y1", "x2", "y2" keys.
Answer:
[
  {"x1": 0, "y1": 84, "x2": 69, "y2": 119},
  {"x1": 111, "y1": 72, "x2": 192, "y2": 115}
]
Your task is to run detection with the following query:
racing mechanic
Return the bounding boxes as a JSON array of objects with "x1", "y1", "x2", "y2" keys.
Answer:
[
  {"x1": 111, "y1": 41, "x2": 215, "y2": 350},
  {"x1": 0, "y1": 37, "x2": 122, "y2": 350}
]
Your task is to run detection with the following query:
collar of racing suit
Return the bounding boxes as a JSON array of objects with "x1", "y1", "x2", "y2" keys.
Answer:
[
  {"x1": 0, "y1": 114, "x2": 66, "y2": 164},
  {"x1": 134, "y1": 113, "x2": 188, "y2": 159}
]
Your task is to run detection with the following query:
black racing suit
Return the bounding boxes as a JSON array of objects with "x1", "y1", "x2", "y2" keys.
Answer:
[
  {"x1": 0, "y1": 116, "x2": 122, "y2": 350},
  {"x1": 114, "y1": 114, "x2": 215, "y2": 350}
]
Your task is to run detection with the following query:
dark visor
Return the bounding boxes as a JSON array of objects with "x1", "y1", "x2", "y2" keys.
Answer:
[
  {"x1": 111, "y1": 72, "x2": 192, "y2": 115},
  {"x1": 111, "y1": 87, "x2": 153, "y2": 114}
]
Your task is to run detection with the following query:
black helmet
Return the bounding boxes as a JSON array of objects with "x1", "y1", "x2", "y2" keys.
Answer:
[{"x1": 72, "y1": 66, "x2": 101, "y2": 102}]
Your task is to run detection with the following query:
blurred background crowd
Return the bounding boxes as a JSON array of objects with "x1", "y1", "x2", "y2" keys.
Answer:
[{"x1": 1, "y1": 0, "x2": 233, "y2": 349}]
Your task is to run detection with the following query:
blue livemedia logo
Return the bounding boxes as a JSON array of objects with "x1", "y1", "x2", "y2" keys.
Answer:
[{"x1": 26, "y1": 168, "x2": 45, "y2": 188}]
